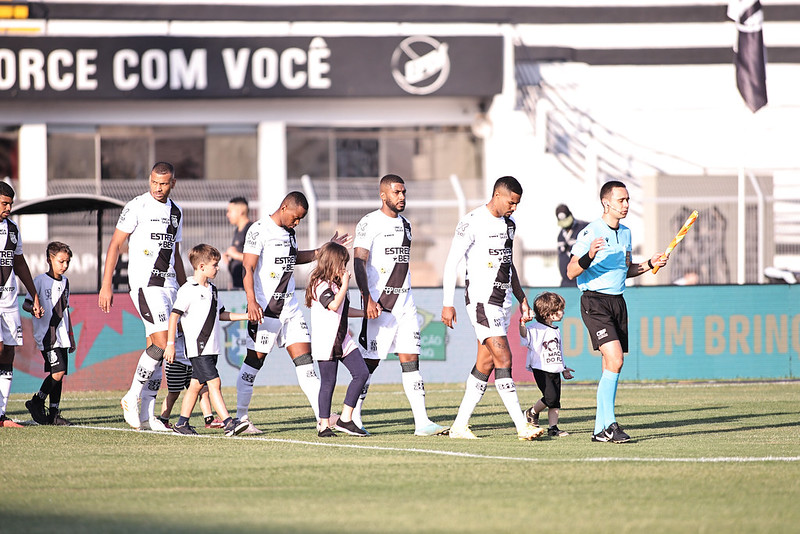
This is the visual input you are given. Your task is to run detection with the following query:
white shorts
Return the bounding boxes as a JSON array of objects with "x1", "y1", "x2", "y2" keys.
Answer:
[
  {"x1": 246, "y1": 306, "x2": 310, "y2": 354},
  {"x1": 130, "y1": 286, "x2": 177, "y2": 336},
  {"x1": 0, "y1": 307, "x2": 23, "y2": 346},
  {"x1": 466, "y1": 302, "x2": 511, "y2": 344},
  {"x1": 360, "y1": 307, "x2": 420, "y2": 360}
]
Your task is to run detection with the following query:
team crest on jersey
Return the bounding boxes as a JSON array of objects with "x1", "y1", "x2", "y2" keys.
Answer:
[
  {"x1": 405, "y1": 226, "x2": 413, "y2": 241},
  {"x1": 171, "y1": 215, "x2": 179, "y2": 228},
  {"x1": 289, "y1": 234, "x2": 297, "y2": 248},
  {"x1": 8, "y1": 232, "x2": 16, "y2": 245},
  {"x1": 507, "y1": 227, "x2": 515, "y2": 240}
]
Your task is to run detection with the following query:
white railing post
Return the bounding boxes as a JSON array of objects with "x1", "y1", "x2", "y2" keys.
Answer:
[
  {"x1": 747, "y1": 171, "x2": 766, "y2": 283},
  {"x1": 449, "y1": 174, "x2": 467, "y2": 220},
  {"x1": 301, "y1": 174, "x2": 318, "y2": 250},
  {"x1": 737, "y1": 168, "x2": 746, "y2": 285}
]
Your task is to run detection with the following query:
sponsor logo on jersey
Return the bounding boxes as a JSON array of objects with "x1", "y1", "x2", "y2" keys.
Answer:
[
  {"x1": 382, "y1": 286, "x2": 409, "y2": 295},
  {"x1": 492, "y1": 281, "x2": 511, "y2": 290},
  {"x1": 151, "y1": 269, "x2": 176, "y2": 278},
  {"x1": 488, "y1": 248, "x2": 512, "y2": 263},
  {"x1": 0, "y1": 250, "x2": 13, "y2": 266},
  {"x1": 596, "y1": 328, "x2": 608, "y2": 340},
  {"x1": 356, "y1": 222, "x2": 368, "y2": 237},
  {"x1": 456, "y1": 221, "x2": 469, "y2": 236},
  {"x1": 272, "y1": 291, "x2": 294, "y2": 300}
]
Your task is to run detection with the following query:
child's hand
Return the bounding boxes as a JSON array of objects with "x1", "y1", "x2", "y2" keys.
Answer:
[
  {"x1": 563, "y1": 367, "x2": 575, "y2": 380},
  {"x1": 164, "y1": 344, "x2": 176, "y2": 364}
]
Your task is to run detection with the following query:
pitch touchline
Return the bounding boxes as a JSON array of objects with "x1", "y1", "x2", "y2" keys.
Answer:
[
  {"x1": 75, "y1": 425, "x2": 800, "y2": 464},
  {"x1": 23, "y1": 380, "x2": 799, "y2": 404}
]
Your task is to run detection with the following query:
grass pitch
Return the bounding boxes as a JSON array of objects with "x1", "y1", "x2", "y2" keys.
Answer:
[{"x1": 2, "y1": 381, "x2": 799, "y2": 533}]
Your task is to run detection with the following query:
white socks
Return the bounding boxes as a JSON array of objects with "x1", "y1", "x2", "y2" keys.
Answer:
[
  {"x1": 351, "y1": 377, "x2": 370, "y2": 428},
  {"x1": 453, "y1": 373, "x2": 487, "y2": 429},
  {"x1": 0, "y1": 368, "x2": 12, "y2": 416},
  {"x1": 139, "y1": 361, "x2": 163, "y2": 423},
  {"x1": 294, "y1": 363, "x2": 321, "y2": 421},
  {"x1": 236, "y1": 363, "x2": 259, "y2": 420},
  {"x1": 127, "y1": 351, "x2": 160, "y2": 399},
  {"x1": 494, "y1": 377, "x2": 527, "y2": 431},
  {"x1": 401, "y1": 370, "x2": 431, "y2": 428}
]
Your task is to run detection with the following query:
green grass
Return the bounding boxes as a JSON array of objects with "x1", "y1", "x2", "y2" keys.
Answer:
[{"x1": 2, "y1": 381, "x2": 799, "y2": 533}]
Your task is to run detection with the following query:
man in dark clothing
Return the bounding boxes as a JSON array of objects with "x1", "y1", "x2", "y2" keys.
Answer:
[{"x1": 556, "y1": 204, "x2": 588, "y2": 287}]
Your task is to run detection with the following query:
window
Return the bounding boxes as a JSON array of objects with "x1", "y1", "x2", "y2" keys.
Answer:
[
  {"x1": 287, "y1": 126, "x2": 482, "y2": 181},
  {"x1": 47, "y1": 125, "x2": 257, "y2": 182}
]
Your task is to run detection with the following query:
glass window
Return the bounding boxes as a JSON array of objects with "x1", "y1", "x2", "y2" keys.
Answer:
[
  {"x1": 101, "y1": 137, "x2": 149, "y2": 180},
  {"x1": 155, "y1": 137, "x2": 204, "y2": 179},
  {"x1": 286, "y1": 126, "x2": 482, "y2": 181},
  {"x1": 0, "y1": 127, "x2": 19, "y2": 181},
  {"x1": 206, "y1": 128, "x2": 257, "y2": 180},
  {"x1": 336, "y1": 137, "x2": 379, "y2": 178},
  {"x1": 287, "y1": 132, "x2": 330, "y2": 179}
]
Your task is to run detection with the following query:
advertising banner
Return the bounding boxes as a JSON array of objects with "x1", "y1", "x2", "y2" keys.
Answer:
[
  {"x1": 0, "y1": 35, "x2": 503, "y2": 99},
  {"x1": 10, "y1": 285, "x2": 799, "y2": 394}
]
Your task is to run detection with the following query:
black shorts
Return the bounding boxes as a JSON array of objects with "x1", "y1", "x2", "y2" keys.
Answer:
[
  {"x1": 165, "y1": 360, "x2": 192, "y2": 392},
  {"x1": 580, "y1": 291, "x2": 628, "y2": 352},
  {"x1": 532, "y1": 368, "x2": 561, "y2": 409},
  {"x1": 42, "y1": 348, "x2": 69, "y2": 375},
  {"x1": 190, "y1": 355, "x2": 219, "y2": 384}
]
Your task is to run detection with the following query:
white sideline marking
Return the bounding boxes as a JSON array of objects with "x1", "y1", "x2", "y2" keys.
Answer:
[
  {"x1": 73, "y1": 425, "x2": 800, "y2": 464},
  {"x1": 18, "y1": 380, "x2": 800, "y2": 404}
]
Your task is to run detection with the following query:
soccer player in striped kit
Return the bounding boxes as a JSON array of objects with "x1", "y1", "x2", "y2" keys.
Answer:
[
  {"x1": 352, "y1": 174, "x2": 448, "y2": 436},
  {"x1": 0, "y1": 182, "x2": 43, "y2": 428},
  {"x1": 235, "y1": 192, "x2": 351, "y2": 433},
  {"x1": 99, "y1": 162, "x2": 186, "y2": 431},
  {"x1": 441, "y1": 176, "x2": 543, "y2": 440}
]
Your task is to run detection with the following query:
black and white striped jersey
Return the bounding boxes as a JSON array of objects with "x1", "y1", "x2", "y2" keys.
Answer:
[
  {"x1": 171, "y1": 277, "x2": 225, "y2": 357},
  {"x1": 0, "y1": 218, "x2": 23, "y2": 310},
  {"x1": 28, "y1": 273, "x2": 71, "y2": 351},
  {"x1": 243, "y1": 217, "x2": 299, "y2": 319},
  {"x1": 116, "y1": 192, "x2": 183, "y2": 291}
]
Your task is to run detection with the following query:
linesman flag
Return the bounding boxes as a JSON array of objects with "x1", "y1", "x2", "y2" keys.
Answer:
[{"x1": 728, "y1": 0, "x2": 768, "y2": 112}]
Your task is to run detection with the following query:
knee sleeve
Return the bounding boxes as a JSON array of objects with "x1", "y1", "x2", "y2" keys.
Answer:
[
  {"x1": 400, "y1": 360, "x2": 419, "y2": 373},
  {"x1": 292, "y1": 353, "x2": 313, "y2": 367},
  {"x1": 365, "y1": 358, "x2": 380, "y2": 374},
  {"x1": 470, "y1": 365, "x2": 490, "y2": 382},
  {"x1": 243, "y1": 351, "x2": 265, "y2": 370},
  {"x1": 494, "y1": 367, "x2": 512, "y2": 380},
  {"x1": 145, "y1": 344, "x2": 165, "y2": 361}
]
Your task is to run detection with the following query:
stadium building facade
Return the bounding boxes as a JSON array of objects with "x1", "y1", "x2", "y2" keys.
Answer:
[{"x1": 2, "y1": 1, "x2": 800, "y2": 291}]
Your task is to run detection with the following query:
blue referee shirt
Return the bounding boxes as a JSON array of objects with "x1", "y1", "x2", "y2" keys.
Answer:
[{"x1": 570, "y1": 218, "x2": 632, "y2": 295}]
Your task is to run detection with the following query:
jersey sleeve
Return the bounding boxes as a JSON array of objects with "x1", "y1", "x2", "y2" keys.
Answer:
[
  {"x1": 116, "y1": 199, "x2": 138, "y2": 234},
  {"x1": 171, "y1": 285, "x2": 191, "y2": 315},
  {"x1": 353, "y1": 214, "x2": 377, "y2": 251},
  {"x1": 569, "y1": 223, "x2": 594, "y2": 257},
  {"x1": 242, "y1": 222, "x2": 262, "y2": 256},
  {"x1": 442, "y1": 216, "x2": 474, "y2": 307}
]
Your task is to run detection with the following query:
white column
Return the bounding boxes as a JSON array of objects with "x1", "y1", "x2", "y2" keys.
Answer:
[
  {"x1": 257, "y1": 121, "x2": 287, "y2": 218},
  {"x1": 17, "y1": 123, "x2": 48, "y2": 243}
]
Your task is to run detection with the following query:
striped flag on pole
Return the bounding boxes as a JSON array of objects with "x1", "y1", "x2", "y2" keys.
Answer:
[{"x1": 728, "y1": 0, "x2": 768, "y2": 112}]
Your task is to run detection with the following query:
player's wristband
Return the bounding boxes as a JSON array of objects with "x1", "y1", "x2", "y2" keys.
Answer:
[
  {"x1": 647, "y1": 259, "x2": 654, "y2": 270},
  {"x1": 578, "y1": 252, "x2": 593, "y2": 270}
]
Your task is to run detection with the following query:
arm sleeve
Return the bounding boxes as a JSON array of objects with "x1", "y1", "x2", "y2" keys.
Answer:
[
  {"x1": 116, "y1": 200, "x2": 138, "y2": 234},
  {"x1": 569, "y1": 224, "x2": 592, "y2": 257},
  {"x1": 242, "y1": 223, "x2": 262, "y2": 256},
  {"x1": 442, "y1": 220, "x2": 472, "y2": 307}
]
